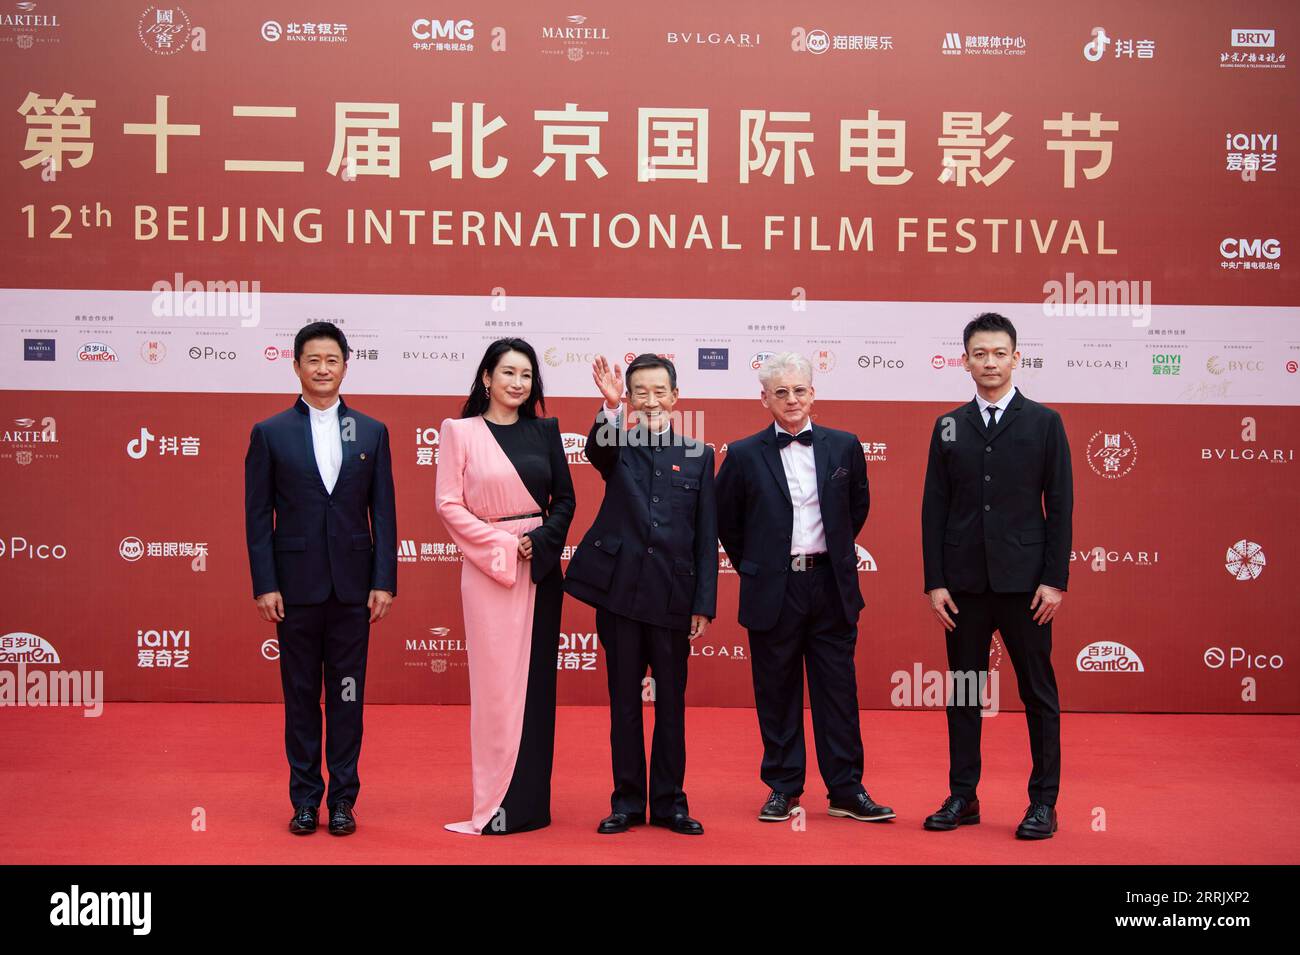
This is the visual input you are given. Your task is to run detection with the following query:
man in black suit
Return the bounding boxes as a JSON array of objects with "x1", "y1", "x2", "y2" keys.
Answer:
[
  {"x1": 716, "y1": 352, "x2": 895, "y2": 825},
  {"x1": 921, "y1": 313, "x2": 1072, "y2": 840},
  {"x1": 565, "y1": 354, "x2": 718, "y2": 835},
  {"x1": 244, "y1": 321, "x2": 397, "y2": 837}
]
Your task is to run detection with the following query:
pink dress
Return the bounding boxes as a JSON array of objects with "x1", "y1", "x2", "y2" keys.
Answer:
[{"x1": 435, "y1": 414, "x2": 574, "y2": 834}]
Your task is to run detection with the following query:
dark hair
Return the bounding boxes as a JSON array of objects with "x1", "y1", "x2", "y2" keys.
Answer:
[
  {"x1": 625, "y1": 353, "x2": 677, "y2": 391},
  {"x1": 460, "y1": 338, "x2": 545, "y2": 419},
  {"x1": 962, "y1": 312, "x2": 1017, "y2": 352},
  {"x1": 294, "y1": 321, "x2": 350, "y2": 362}
]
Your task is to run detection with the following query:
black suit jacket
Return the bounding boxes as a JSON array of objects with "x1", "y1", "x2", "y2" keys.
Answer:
[
  {"x1": 716, "y1": 423, "x2": 869, "y2": 632},
  {"x1": 244, "y1": 395, "x2": 398, "y2": 605},
  {"x1": 564, "y1": 410, "x2": 718, "y2": 631},
  {"x1": 921, "y1": 389, "x2": 1072, "y2": 595}
]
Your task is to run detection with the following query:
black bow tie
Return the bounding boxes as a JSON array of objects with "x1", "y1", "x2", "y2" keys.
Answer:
[{"x1": 777, "y1": 430, "x2": 813, "y2": 448}]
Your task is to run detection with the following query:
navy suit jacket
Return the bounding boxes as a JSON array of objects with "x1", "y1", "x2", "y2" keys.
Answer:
[
  {"x1": 244, "y1": 396, "x2": 398, "y2": 606},
  {"x1": 564, "y1": 410, "x2": 718, "y2": 631},
  {"x1": 716, "y1": 423, "x2": 869, "y2": 632}
]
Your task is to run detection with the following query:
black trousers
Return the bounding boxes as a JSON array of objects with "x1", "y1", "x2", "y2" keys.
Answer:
[
  {"x1": 277, "y1": 591, "x2": 370, "y2": 808},
  {"x1": 747, "y1": 563, "x2": 866, "y2": 802},
  {"x1": 944, "y1": 590, "x2": 1061, "y2": 806},
  {"x1": 596, "y1": 607, "x2": 690, "y2": 819}
]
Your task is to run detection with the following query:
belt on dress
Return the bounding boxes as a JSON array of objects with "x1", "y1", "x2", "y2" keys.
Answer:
[{"x1": 484, "y1": 510, "x2": 544, "y2": 523}]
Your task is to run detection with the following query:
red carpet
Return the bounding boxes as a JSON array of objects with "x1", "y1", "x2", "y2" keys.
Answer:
[{"x1": 1, "y1": 705, "x2": 1295, "y2": 864}]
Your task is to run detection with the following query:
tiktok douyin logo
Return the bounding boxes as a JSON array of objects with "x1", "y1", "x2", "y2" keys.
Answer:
[{"x1": 1224, "y1": 539, "x2": 1266, "y2": 581}]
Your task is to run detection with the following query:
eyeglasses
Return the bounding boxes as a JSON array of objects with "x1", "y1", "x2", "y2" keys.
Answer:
[{"x1": 770, "y1": 387, "x2": 811, "y2": 401}]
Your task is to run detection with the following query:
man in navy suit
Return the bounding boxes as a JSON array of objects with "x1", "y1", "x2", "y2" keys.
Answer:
[
  {"x1": 565, "y1": 354, "x2": 717, "y2": 836},
  {"x1": 716, "y1": 352, "x2": 895, "y2": 825},
  {"x1": 244, "y1": 321, "x2": 397, "y2": 836}
]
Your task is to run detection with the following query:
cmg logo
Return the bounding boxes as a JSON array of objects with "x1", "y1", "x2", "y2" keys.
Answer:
[
  {"x1": 1220, "y1": 237, "x2": 1281, "y2": 260},
  {"x1": 412, "y1": 19, "x2": 474, "y2": 41}
]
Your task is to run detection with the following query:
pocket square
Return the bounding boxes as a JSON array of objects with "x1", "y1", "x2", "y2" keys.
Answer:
[{"x1": 831, "y1": 466, "x2": 849, "y2": 480}]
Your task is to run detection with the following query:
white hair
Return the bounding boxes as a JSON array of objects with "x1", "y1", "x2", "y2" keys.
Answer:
[{"x1": 758, "y1": 352, "x2": 813, "y2": 390}]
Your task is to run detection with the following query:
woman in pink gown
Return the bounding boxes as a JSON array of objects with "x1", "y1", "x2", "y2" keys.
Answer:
[{"x1": 435, "y1": 339, "x2": 575, "y2": 834}]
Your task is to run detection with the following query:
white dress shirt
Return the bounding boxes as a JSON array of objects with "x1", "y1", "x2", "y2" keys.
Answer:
[
  {"x1": 307, "y1": 397, "x2": 343, "y2": 494},
  {"x1": 775, "y1": 419, "x2": 827, "y2": 555},
  {"x1": 975, "y1": 384, "x2": 1018, "y2": 428}
]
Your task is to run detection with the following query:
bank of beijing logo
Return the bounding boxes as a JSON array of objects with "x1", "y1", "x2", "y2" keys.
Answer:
[
  {"x1": 1224, "y1": 539, "x2": 1265, "y2": 580},
  {"x1": 1086, "y1": 430, "x2": 1137, "y2": 479}
]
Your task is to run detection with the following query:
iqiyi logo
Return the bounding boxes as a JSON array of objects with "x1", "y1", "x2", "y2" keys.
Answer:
[{"x1": 50, "y1": 885, "x2": 151, "y2": 935}]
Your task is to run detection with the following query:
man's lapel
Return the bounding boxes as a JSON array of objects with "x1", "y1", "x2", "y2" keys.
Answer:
[
  {"x1": 759, "y1": 427, "x2": 793, "y2": 505},
  {"x1": 812, "y1": 426, "x2": 830, "y2": 496}
]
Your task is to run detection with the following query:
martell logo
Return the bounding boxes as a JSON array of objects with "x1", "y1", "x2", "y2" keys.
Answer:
[
  {"x1": 1086, "y1": 430, "x2": 1137, "y2": 479},
  {"x1": 1076, "y1": 641, "x2": 1144, "y2": 672},
  {"x1": 1224, "y1": 539, "x2": 1265, "y2": 581},
  {"x1": 541, "y1": 13, "x2": 610, "y2": 62},
  {"x1": 698, "y1": 347, "x2": 728, "y2": 370}
]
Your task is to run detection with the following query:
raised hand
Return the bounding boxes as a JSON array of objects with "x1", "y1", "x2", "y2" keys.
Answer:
[{"x1": 592, "y1": 355, "x2": 623, "y2": 407}]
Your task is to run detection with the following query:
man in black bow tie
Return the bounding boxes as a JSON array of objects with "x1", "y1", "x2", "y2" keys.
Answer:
[{"x1": 717, "y1": 352, "x2": 895, "y2": 826}]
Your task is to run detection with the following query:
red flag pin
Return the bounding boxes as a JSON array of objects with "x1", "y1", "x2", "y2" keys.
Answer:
[{"x1": 672, "y1": 464, "x2": 681, "y2": 471}]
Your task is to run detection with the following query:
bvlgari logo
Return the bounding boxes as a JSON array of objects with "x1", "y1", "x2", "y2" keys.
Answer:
[
  {"x1": 666, "y1": 30, "x2": 760, "y2": 48},
  {"x1": 1200, "y1": 416, "x2": 1294, "y2": 463},
  {"x1": 1224, "y1": 539, "x2": 1265, "y2": 581}
]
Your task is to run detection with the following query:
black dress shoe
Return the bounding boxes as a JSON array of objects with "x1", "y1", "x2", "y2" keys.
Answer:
[
  {"x1": 328, "y1": 800, "x2": 356, "y2": 836},
  {"x1": 924, "y1": 795, "x2": 981, "y2": 831},
  {"x1": 759, "y1": 790, "x2": 800, "y2": 822},
  {"x1": 650, "y1": 813, "x2": 704, "y2": 835},
  {"x1": 597, "y1": 811, "x2": 644, "y2": 834},
  {"x1": 828, "y1": 791, "x2": 896, "y2": 822},
  {"x1": 1015, "y1": 803, "x2": 1057, "y2": 840},
  {"x1": 288, "y1": 805, "x2": 318, "y2": 835}
]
